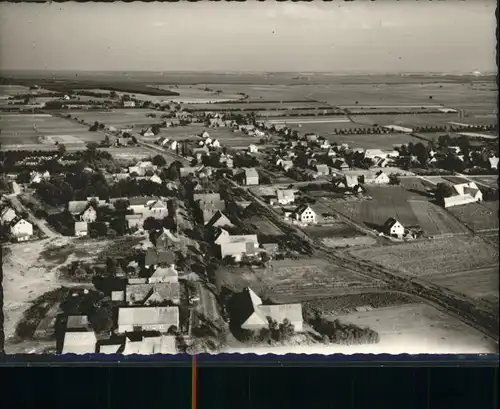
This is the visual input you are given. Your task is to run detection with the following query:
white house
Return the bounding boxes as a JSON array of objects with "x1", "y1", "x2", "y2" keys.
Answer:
[
  {"x1": 202, "y1": 131, "x2": 210, "y2": 139},
  {"x1": 383, "y1": 218, "x2": 404, "y2": 238},
  {"x1": 276, "y1": 190, "x2": 295, "y2": 205},
  {"x1": 443, "y1": 182, "x2": 483, "y2": 208},
  {"x1": 80, "y1": 206, "x2": 97, "y2": 223},
  {"x1": 488, "y1": 156, "x2": 499, "y2": 170},
  {"x1": 373, "y1": 171, "x2": 390, "y2": 185},
  {"x1": 169, "y1": 140, "x2": 178, "y2": 151},
  {"x1": 1, "y1": 207, "x2": 17, "y2": 224},
  {"x1": 248, "y1": 144, "x2": 259, "y2": 154},
  {"x1": 10, "y1": 218, "x2": 33, "y2": 241},
  {"x1": 149, "y1": 174, "x2": 163, "y2": 185},
  {"x1": 142, "y1": 128, "x2": 155, "y2": 137},
  {"x1": 293, "y1": 204, "x2": 317, "y2": 224},
  {"x1": 123, "y1": 101, "x2": 136, "y2": 108},
  {"x1": 211, "y1": 139, "x2": 221, "y2": 149}
]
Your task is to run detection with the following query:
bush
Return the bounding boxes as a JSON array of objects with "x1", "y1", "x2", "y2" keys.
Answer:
[{"x1": 309, "y1": 315, "x2": 379, "y2": 345}]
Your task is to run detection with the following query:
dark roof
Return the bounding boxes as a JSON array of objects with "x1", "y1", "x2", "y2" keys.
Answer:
[
  {"x1": 383, "y1": 217, "x2": 399, "y2": 228},
  {"x1": 145, "y1": 249, "x2": 176, "y2": 266}
]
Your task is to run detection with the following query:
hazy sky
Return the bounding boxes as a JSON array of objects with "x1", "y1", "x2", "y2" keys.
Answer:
[{"x1": 0, "y1": 1, "x2": 496, "y2": 73}]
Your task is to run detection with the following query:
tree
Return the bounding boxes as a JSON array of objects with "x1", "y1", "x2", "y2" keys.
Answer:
[
  {"x1": 89, "y1": 121, "x2": 99, "y2": 132},
  {"x1": 435, "y1": 182, "x2": 454, "y2": 203},
  {"x1": 105, "y1": 257, "x2": 117, "y2": 276},
  {"x1": 388, "y1": 174, "x2": 401, "y2": 185},
  {"x1": 103, "y1": 134, "x2": 111, "y2": 146},
  {"x1": 438, "y1": 134, "x2": 451, "y2": 149},
  {"x1": 58, "y1": 143, "x2": 67, "y2": 156},
  {"x1": 152, "y1": 154, "x2": 167, "y2": 167},
  {"x1": 143, "y1": 216, "x2": 160, "y2": 231},
  {"x1": 151, "y1": 123, "x2": 161, "y2": 135},
  {"x1": 413, "y1": 143, "x2": 428, "y2": 166}
]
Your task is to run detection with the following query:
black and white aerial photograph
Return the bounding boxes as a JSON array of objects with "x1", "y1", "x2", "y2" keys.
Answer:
[{"x1": 0, "y1": 1, "x2": 497, "y2": 356}]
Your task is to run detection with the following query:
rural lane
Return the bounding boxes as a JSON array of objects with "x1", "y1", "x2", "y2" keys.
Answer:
[{"x1": 6, "y1": 194, "x2": 60, "y2": 239}]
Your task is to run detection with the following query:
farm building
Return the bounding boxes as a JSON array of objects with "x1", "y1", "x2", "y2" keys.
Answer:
[
  {"x1": 117, "y1": 306, "x2": 179, "y2": 334},
  {"x1": 125, "y1": 282, "x2": 181, "y2": 305},
  {"x1": 141, "y1": 128, "x2": 156, "y2": 137},
  {"x1": 364, "y1": 149, "x2": 399, "y2": 160},
  {"x1": 443, "y1": 182, "x2": 483, "y2": 208},
  {"x1": 383, "y1": 218, "x2": 405, "y2": 238},
  {"x1": 293, "y1": 204, "x2": 317, "y2": 224},
  {"x1": 61, "y1": 315, "x2": 97, "y2": 355},
  {"x1": 214, "y1": 229, "x2": 260, "y2": 261},
  {"x1": 332, "y1": 159, "x2": 349, "y2": 171},
  {"x1": 276, "y1": 189, "x2": 295, "y2": 205},
  {"x1": 369, "y1": 171, "x2": 390, "y2": 185},
  {"x1": 230, "y1": 287, "x2": 303, "y2": 332},
  {"x1": 121, "y1": 334, "x2": 177, "y2": 355},
  {"x1": 125, "y1": 214, "x2": 144, "y2": 231},
  {"x1": 9, "y1": 181, "x2": 21, "y2": 195},
  {"x1": 123, "y1": 101, "x2": 136, "y2": 108},
  {"x1": 245, "y1": 168, "x2": 260, "y2": 186},
  {"x1": 334, "y1": 175, "x2": 359, "y2": 190}
]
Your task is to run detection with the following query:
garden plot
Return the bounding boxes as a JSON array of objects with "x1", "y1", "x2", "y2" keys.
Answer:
[
  {"x1": 408, "y1": 200, "x2": 470, "y2": 236},
  {"x1": 215, "y1": 258, "x2": 385, "y2": 304},
  {"x1": 447, "y1": 201, "x2": 499, "y2": 232},
  {"x1": 349, "y1": 236, "x2": 499, "y2": 303}
]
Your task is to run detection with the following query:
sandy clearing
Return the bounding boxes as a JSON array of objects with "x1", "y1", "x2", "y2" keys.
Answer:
[{"x1": 1, "y1": 236, "x2": 82, "y2": 346}]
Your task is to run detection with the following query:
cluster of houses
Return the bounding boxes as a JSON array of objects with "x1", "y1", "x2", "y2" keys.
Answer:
[
  {"x1": 0, "y1": 203, "x2": 35, "y2": 242},
  {"x1": 68, "y1": 195, "x2": 170, "y2": 237}
]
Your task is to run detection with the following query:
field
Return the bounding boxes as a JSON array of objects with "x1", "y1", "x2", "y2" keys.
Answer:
[
  {"x1": 68, "y1": 109, "x2": 163, "y2": 129},
  {"x1": 350, "y1": 113, "x2": 464, "y2": 128},
  {"x1": 152, "y1": 84, "x2": 244, "y2": 103},
  {"x1": 303, "y1": 222, "x2": 377, "y2": 248},
  {"x1": 185, "y1": 101, "x2": 328, "y2": 111},
  {"x1": 408, "y1": 200, "x2": 470, "y2": 236},
  {"x1": 329, "y1": 132, "x2": 425, "y2": 149},
  {"x1": 331, "y1": 185, "x2": 420, "y2": 230},
  {"x1": 349, "y1": 236, "x2": 499, "y2": 303},
  {"x1": 0, "y1": 113, "x2": 89, "y2": 145},
  {"x1": 467, "y1": 176, "x2": 499, "y2": 190},
  {"x1": 446, "y1": 201, "x2": 499, "y2": 232},
  {"x1": 328, "y1": 303, "x2": 497, "y2": 353},
  {"x1": 399, "y1": 177, "x2": 437, "y2": 199},
  {"x1": 215, "y1": 258, "x2": 386, "y2": 304}
]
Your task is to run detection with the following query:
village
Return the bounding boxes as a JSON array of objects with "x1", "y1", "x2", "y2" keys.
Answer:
[{"x1": 1, "y1": 88, "x2": 498, "y2": 356}]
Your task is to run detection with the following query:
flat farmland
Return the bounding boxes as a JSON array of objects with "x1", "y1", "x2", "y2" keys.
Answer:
[
  {"x1": 69, "y1": 109, "x2": 162, "y2": 129},
  {"x1": 329, "y1": 303, "x2": 497, "y2": 354},
  {"x1": 446, "y1": 201, "x2": 499, "y2": 232},
  {"x1": 0, "y1": 113, "x2": 89, "y2": 145},
  {"x1": 306, "y1": 82, "x2": 497, "y2": 111},
  {"x1": 408, "y1": 200, "x2": 470, "y2": 236},
  {"x1": 331, "y1": 185, "x2": 420, "y2": 229},
  {"x1": 467, "y1": 176, "x2": 499, "y2": 190},
  {"x1": 0, "y1": 84, "x2": 32, "y2": 97},
  {"x1": 303, "y1": 222, "x2": 378, "y2": 249},
  {"x1": 350, "y1": 113, "x2": 462, "y2": 128},
  {"x1": 327, "y1": 133, "x2": 424, "y2": 150},
  {"x1": 215, "y1": 258, "x2": 386, "y2": 303},
  {"x1": 268, "y1": 115, "x2": 350, "y2": 125},
  {"x1": 154, "y1": 124, "x2": 205, "y2": 140},
  {"x1": 349, "y1": 236, "x2": 499, "y2": 303},
  {"x1": 201, "y1": 84, "x2": 320, "y2": 101},
  {"x1": 151, "y1": 85, "x2": 243, "y2": 103},
  {"x1": 184, "y1": 101, "x2": 328, "y2": 111}
]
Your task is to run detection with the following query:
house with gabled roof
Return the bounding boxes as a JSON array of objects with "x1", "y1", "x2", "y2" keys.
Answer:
[
  {"x1": 443, "y1": 181, "x2": 483, "y2": 208},
  {"x1": 206, "y1": 210, "x2": 235, "y2": 228},
  {"x1": 117, "y1": 306, "x2": 180, "y2": 334},
  {"x1": 248, "y1": 144, "x2": 259, "y2": 154},
  {"x1": 61, "y1": 315, "x2": 97, "y2": 355},
  {"x1": 488, "y1": 156, "x2": 499, "y2": 170},
  {"x1": 141, "y1": 128, "x2": 155, "y2": 138},
  {"x1": 1, "y1": 206, "x2": 17, "y2": 224},
  {"x1": 293, "y1": 204, "x2": 317, "y2": 224},
  {"x1": 230, "y1": 287, "x2": 303, "y2": 332},
  {"x1": 126, "y1": 282, "x2": 181, "y2": 305},
  {"x1": 332, "y1": 159, "x2": 349, "y2": 171},
  {"x1": 314, "y1": 164, "x2": 330, "y2": 177},
  {"x1": 10, "y1": 218, "x2": 33, "y2": 242},
  {"x1": 149, "y1": 264, "x2": 179, "y2": 285},
  {"x1": 334, "y1": 175, "x2": 359, "y2": 190},
  {"x1": 129, "y1": 161, "x2": 156, "y2": 177},
  {"x1": 383, "y1": 218, "x2": 404, "y2": 238},
  {"x1": 371, "y1": 171, "x2": 390, "y2": 185},
  {"x1": 243, "y1": 168, "x2": 259, "y2": 186}
]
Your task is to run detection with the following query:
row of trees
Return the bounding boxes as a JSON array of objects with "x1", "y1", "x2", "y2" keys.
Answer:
[{"x1": 309, "y1": 314, "x2": 380, "y2": 345}]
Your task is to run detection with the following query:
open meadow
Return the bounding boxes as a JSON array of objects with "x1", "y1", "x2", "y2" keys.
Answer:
[
  {"x1": 0, "y1": 113, "x2": 89, "y2": 146},
  {"x1": 328, "y1": 132, "x2": 424, "y2": 149},
  {"x1": 215, "y1": 258, "x2": 386, "y2": 304},
  {"x1": 350, "y1": 113, "x2": 464, "y2": 128},
  {"x1": 349, "y1": 236, "x2": 499, "y2": 304},
  {"x1": 151, "y1": 84, "x2": 244, "y2": 103},
  {"x1": 329, "y1": 303, "x2": 497, "y2": 353}
]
